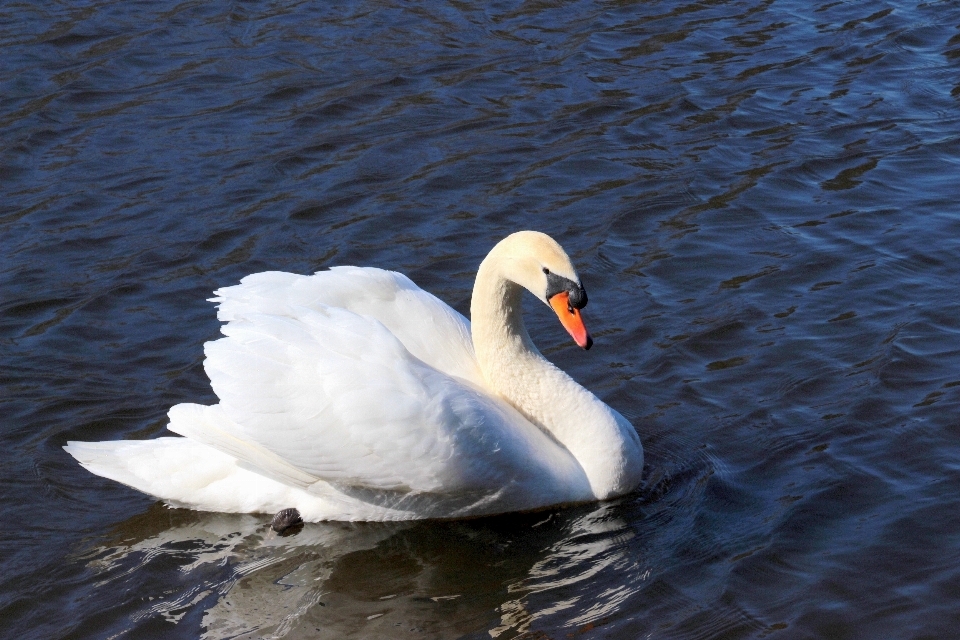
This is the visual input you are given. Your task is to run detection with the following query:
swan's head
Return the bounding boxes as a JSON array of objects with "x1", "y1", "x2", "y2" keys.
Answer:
[{"x1": 493, "y1": 231, "x2": 593, "y2": 350}]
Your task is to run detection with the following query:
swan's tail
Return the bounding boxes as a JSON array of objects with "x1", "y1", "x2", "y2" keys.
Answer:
[
  {"x1": 64, "y1": 423, "x2": 334, "y2": 518},
  {"x1": 64, "y1": 436, "x2": 262, "y2": 510},
  {"x1": 63, "y1": 409, "x2": 416, "y2": 521},
  {"x1": 65, "y1": 438, "x2": 166, "y2": 494}
]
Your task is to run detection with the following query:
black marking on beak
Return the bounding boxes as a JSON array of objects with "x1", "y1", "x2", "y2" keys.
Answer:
[{"x1": 545, "y1": 271, "x2": 588, "y2": 309}]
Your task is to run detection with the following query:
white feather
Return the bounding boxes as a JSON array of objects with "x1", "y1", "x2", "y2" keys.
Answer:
[{"x1": 66, "y1": 233, "x2": 644, "y2": 521}]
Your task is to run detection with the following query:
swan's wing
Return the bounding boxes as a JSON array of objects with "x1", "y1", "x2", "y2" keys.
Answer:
[
  {"x1": 189, "y1": 302, "x2": 583, "y2": 500},
  {"x1": 210, "y1": 267, "x2": 482, "y2": 387}
]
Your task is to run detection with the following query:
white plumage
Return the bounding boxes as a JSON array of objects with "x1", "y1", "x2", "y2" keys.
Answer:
[{"x1": 66, "y1": 232, "x2": 644, "y2": 521}]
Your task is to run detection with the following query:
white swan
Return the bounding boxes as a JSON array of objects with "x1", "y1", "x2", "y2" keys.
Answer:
[{"x1": 66, "y1": 231, "x2": 644, "y2": 521}]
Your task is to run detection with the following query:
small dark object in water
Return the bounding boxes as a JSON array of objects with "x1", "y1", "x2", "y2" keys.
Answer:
[{"x1": 271, "y1": 507, "x2": 303, "y2": 534}]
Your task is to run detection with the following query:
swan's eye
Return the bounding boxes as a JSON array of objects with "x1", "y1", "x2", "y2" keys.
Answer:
[
  {"x1": 542, "y1": 267, "x2": 550, "y2": 275},
  {"x1": 567, "y1": 304, "x2": 574, "y2": 314}
]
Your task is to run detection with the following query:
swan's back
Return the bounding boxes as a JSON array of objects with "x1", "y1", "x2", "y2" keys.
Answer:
[
  {"x1": 212, "y1": 267, "x2": 483, "y2": 386},
  {"x1": 65, "y1": 265, "x2": 611, "y2": 520}
]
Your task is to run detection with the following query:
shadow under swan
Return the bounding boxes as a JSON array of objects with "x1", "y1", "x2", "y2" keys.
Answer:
[{"x1": 79, "y1": 500, "x2": 650, "y2": 639}]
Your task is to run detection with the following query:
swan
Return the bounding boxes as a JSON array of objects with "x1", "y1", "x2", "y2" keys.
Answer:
[{"x1": 65, "y1": 231, "x2": 644, "y2": 521}]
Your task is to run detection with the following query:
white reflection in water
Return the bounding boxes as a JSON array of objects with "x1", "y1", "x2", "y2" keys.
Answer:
[
  {"x1": 490, "y1": 501, "x2": 643, "y2": 637},
  {"x1": 198, "y1": 523, "x2": 402, "y2": 639},
  {"x1": 82, "y1": 501, "x2": 648, "y2": 638}
]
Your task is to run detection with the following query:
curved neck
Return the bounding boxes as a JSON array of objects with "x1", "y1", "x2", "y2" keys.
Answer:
[
  {"x1": 471, "y1": 258, "x2": 536, "y2": 374},
  {"x1": 470, "y1": 253, "x2": 644, "y2": 499}
]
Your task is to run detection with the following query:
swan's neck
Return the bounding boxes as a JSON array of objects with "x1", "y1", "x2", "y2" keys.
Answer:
[{"x1": 470, "y1": 256, "x2": 643, "y2": 499}]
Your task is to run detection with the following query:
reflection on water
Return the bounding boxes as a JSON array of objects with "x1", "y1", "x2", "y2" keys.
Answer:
[
  {"x1": 79, "y1": 501, "x2": 652, "y2": 639},
  {"x1": 5, "y1": 0, "x2": 960, "y2": 636}
]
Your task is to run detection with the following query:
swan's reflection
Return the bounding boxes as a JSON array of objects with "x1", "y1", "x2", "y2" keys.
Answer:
[{"x1": 82, "y1": 500, "x2": 649, "y2": 638}]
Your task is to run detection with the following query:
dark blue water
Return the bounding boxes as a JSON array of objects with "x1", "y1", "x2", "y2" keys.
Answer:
[{"x1": 4, "y1": 0, "x2": 960, "y2": 637}]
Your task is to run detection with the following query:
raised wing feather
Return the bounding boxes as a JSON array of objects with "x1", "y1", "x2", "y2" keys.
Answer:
[
  {"x1": 210, "y1": 267, "x2": 483, "y2": 387},
  {"x1": 195, "y1": 272, "x2": 587, "y2": 504}
]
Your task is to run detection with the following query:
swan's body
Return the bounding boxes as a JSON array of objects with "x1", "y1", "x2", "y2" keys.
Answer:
[{"x1": 66, "y1": 232, "x2": 643, "y2": 521}]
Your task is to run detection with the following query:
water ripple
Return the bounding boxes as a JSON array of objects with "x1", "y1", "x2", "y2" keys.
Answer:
[{"x1": 3, "y1": 0, "x2": 960, "y2": 637}]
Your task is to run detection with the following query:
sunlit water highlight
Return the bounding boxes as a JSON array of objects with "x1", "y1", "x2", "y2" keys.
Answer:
[{"x1": 3, "y1": 0, "x2": 960, "y2": 637}]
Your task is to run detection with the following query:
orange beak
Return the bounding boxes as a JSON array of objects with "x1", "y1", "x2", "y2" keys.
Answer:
[{"x1": 549, "y1": 292, "x2": 593, "y2": 350}]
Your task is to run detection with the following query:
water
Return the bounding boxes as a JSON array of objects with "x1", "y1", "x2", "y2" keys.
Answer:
[{"x1": 3, "y1": 0, "x2": 960, "y2": 637}]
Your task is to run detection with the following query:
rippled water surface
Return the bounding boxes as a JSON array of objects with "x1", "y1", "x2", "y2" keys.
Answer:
[{"x1": 4, "y1": 0, "x2": 960, "y2": 637}]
